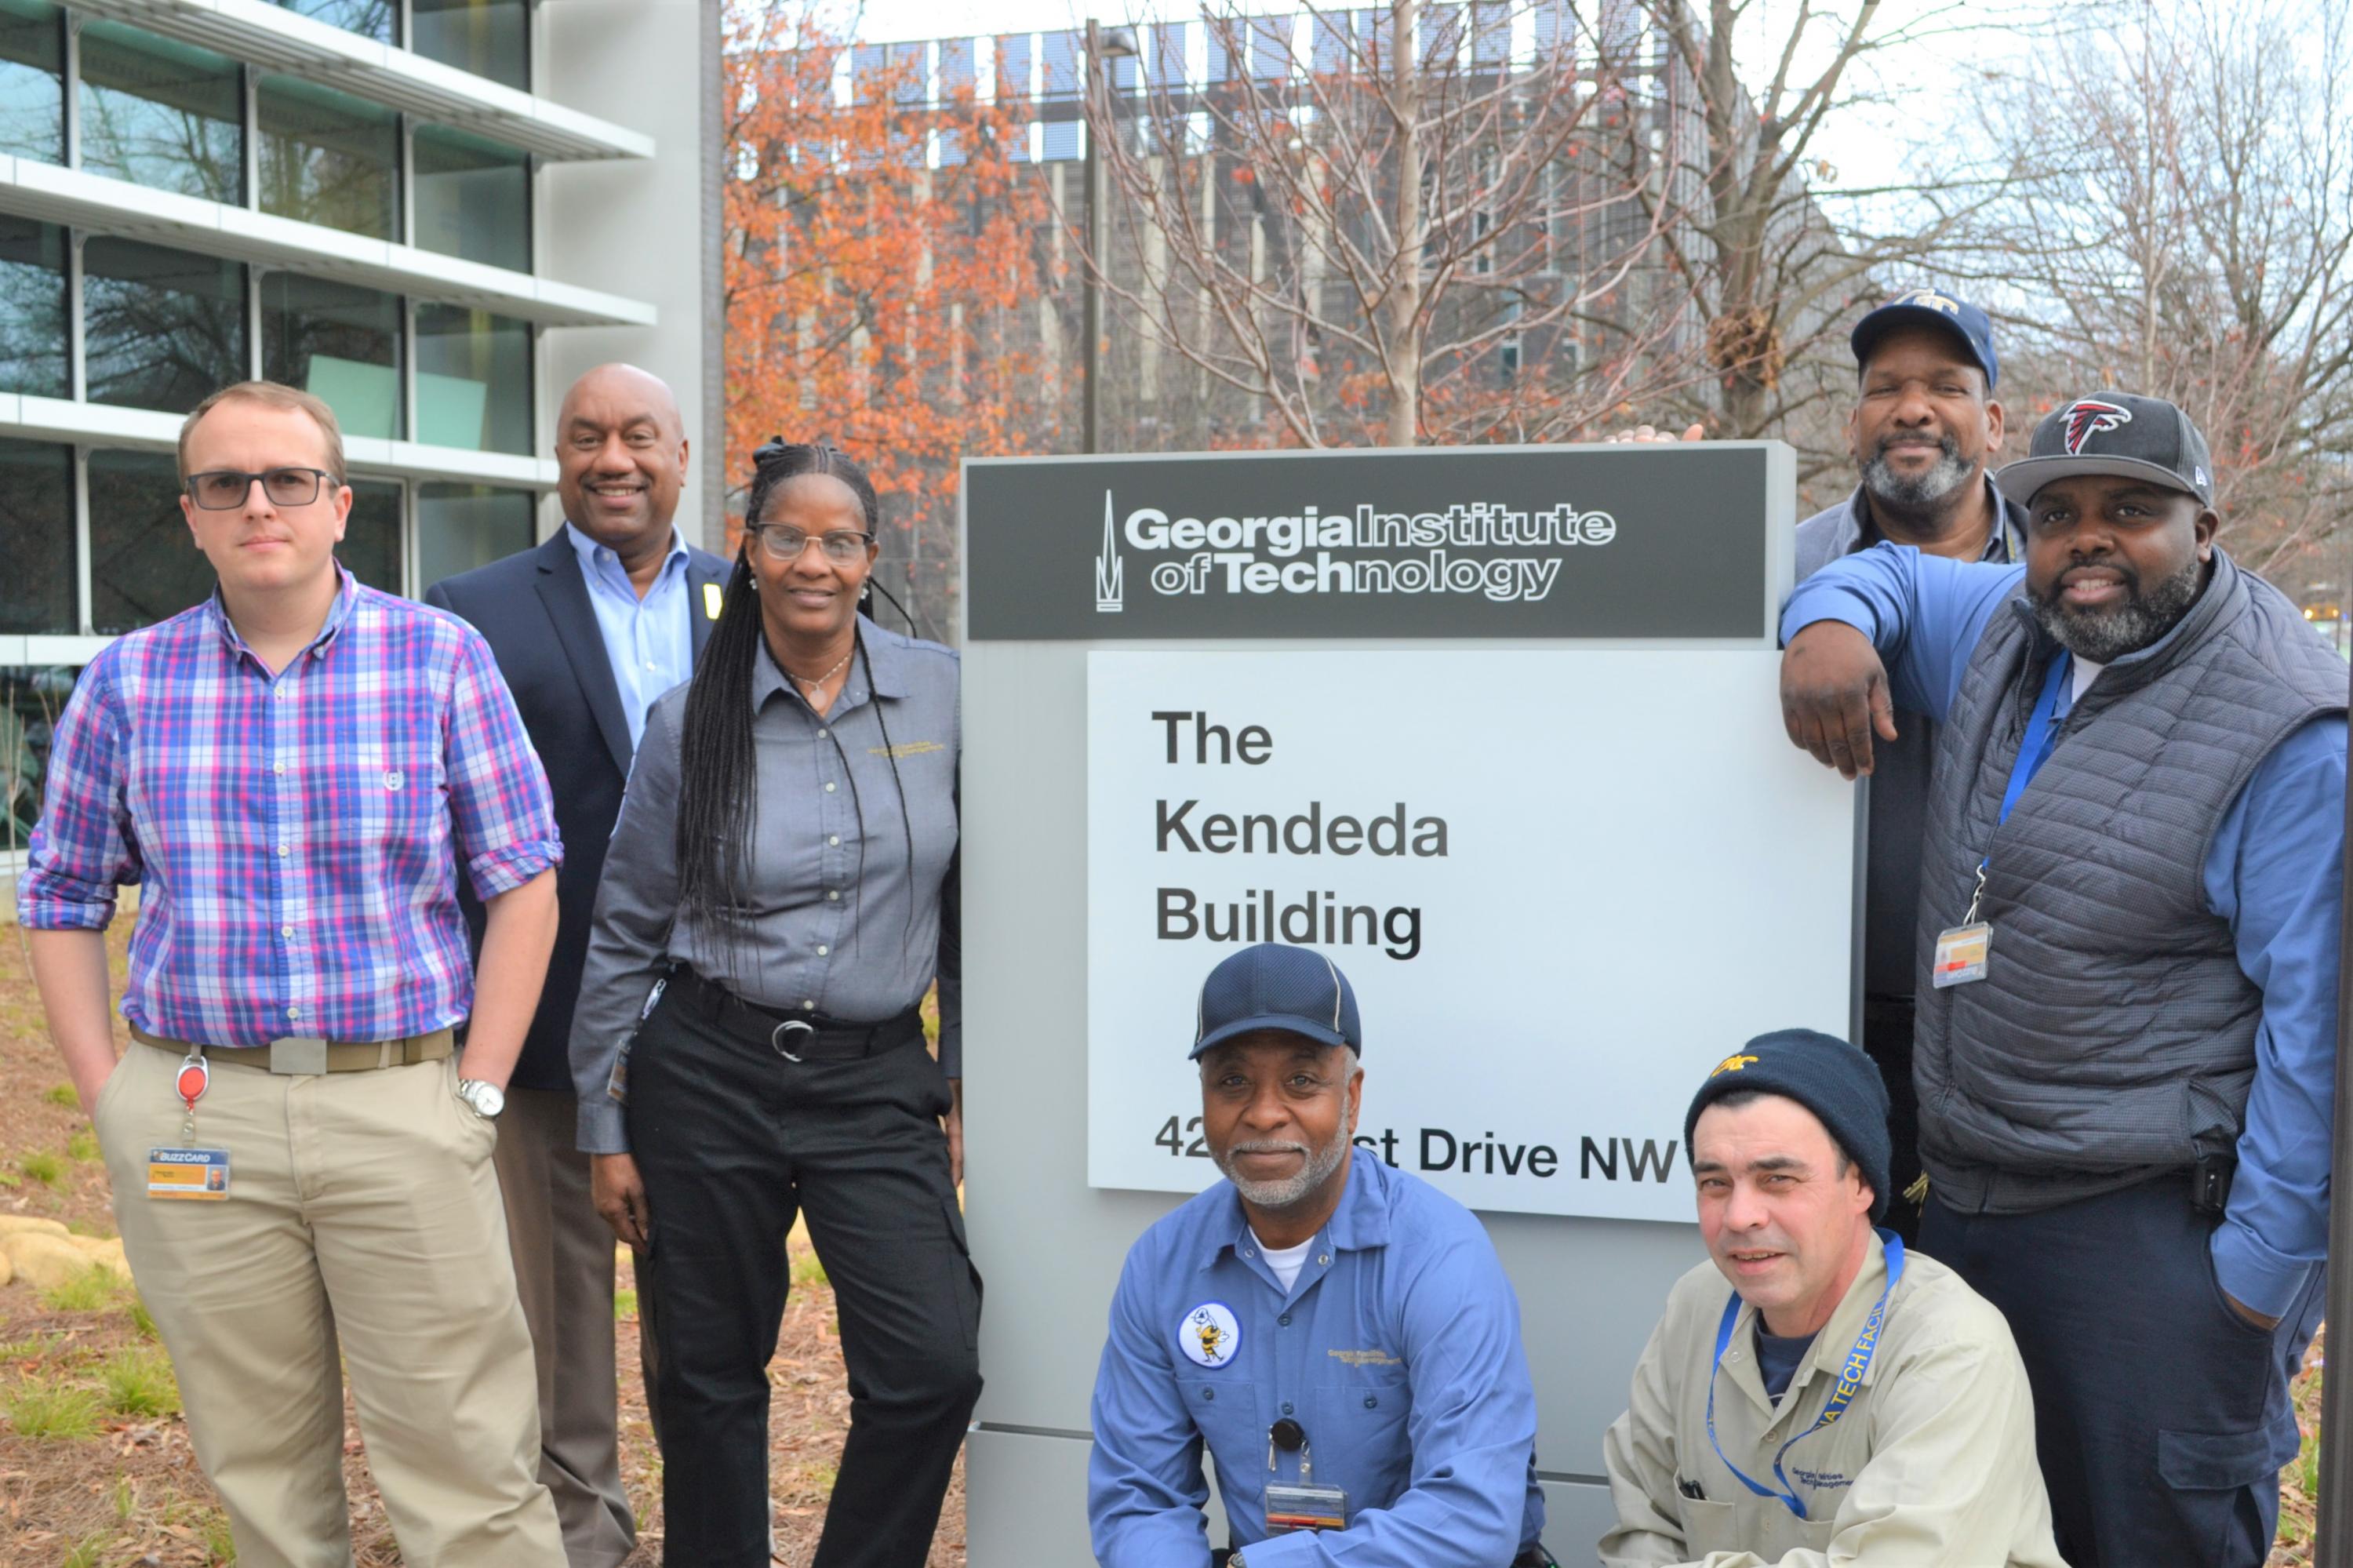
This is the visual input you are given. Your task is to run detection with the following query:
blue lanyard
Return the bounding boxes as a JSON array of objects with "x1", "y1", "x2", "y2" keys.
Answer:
[
  {"x1": 1996, "y1": 656, "x2": 2072, "y2": 831},
  {"x1": 1703, "y1": 1232, "x2": 1906, "y2": 1521}
]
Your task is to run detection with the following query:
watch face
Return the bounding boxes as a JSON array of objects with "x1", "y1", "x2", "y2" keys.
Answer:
[{"x1": 462, "y1": 1080, "x2": 504, "y2": 1118}]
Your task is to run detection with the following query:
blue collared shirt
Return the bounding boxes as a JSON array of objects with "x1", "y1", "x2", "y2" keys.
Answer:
[
  {"x1": 1783, "y1": 544, "x2": 2347, "y2": 1319},
  {"x1": 563, "y1": 521, "x2": 693, "y2": 751},
  {"x1": 1089, "y1": 1148, "x2": 1544, "y2": 1566}
]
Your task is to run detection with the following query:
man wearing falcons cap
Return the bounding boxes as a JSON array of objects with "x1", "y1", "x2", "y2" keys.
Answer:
[{"x1": 1773, "y1": 391, "x2": 2348, "y2": 1566}]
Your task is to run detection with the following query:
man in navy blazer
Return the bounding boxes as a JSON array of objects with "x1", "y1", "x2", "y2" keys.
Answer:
[{"x1": 426, "y1": 364, "x2": 729, "y2": 1568}]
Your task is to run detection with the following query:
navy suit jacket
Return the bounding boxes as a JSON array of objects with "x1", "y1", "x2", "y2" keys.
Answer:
[{"x1": 425, "y1": 528, "x2": 733, "y2": 1093}]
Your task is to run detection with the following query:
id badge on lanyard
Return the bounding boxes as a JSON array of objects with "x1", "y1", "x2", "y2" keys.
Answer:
[
  {"x1": 1704, "y1": 1233, "x2": 1906, "y2": 1520},
  {"x1": 1933, "y1": 657, "x2": 2071, "y2": 989},
  {"x1": 147, "y1": 1050, "x2": 231, "y2": 1200}
]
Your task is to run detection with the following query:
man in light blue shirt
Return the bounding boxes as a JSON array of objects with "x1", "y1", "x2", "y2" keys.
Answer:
[
  {"x1": 1777, "y1": 392, "x2": 2345, "y2": 1567},
  {"x1": 1088, "y1": 943, "x2": 1548, "y2": 1568},
  {"x1": 562, "y1": 509, "x2": 693, "y2": 752}
]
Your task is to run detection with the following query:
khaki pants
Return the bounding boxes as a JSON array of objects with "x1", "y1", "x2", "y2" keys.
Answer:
[
  {"x1": 493, "y1": 1086, "x2": 638, "y2": 1568},
  {"x1": 95, "y1": 1042, "x2": 566, "y2": 1568}
]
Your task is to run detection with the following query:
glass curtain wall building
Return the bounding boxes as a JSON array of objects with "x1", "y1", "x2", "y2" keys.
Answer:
[{"x1": 0, "y1": 0, "x2": 683, "y2": 668}]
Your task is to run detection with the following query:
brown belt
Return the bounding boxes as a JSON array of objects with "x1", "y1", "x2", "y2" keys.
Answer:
[{"x1": 131, "y1": 1026, "x2": 454, "y2": 1075}]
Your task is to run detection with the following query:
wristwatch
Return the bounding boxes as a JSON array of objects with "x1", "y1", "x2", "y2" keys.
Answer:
[{"x1": 455, "y1": 1077, "x2": 506, "y2": 1119}]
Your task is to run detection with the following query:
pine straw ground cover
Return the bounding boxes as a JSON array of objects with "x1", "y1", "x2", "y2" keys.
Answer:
[{"x1": 0, "y1": 929, "x2": 2326, "y2": 1565}]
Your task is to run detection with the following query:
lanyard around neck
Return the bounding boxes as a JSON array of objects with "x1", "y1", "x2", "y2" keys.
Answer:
[
  {"x1": 1704, "y1": 1231, "x2": 1906, "y2": 1521},
  {"x1": 1996, "y1": 655, "x2": 2073, "y2": 831}
]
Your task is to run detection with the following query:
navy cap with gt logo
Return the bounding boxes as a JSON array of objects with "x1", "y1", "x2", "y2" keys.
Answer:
[
  {"x1": 1850, "y1": 286, "x2": 2000, "y2": 391},
  {"x1": 1189, "y1": 943, "x2": 1362, "y2": 1060},
  {"x1": 1995, "y1": 391, "x2": 2216, "y2": 509}
]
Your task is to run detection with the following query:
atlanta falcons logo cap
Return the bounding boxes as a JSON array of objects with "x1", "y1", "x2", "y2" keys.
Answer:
[{"x1": 1995, "y1": 391, "x2": 2216, "y2": 509}]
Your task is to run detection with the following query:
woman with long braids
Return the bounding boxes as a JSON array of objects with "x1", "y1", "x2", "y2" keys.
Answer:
[{"x1": 568, "y1": 439, "x2": 976, "y2": 1567}]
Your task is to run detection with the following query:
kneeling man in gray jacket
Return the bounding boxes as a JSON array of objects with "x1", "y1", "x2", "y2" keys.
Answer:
[{"x1": 1601, "y1": 1030, "x2": 2063, "y2": 1567}]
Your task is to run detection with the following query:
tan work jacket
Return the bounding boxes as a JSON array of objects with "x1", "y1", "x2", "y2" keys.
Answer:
[{"x1": 1599, "y1": 1235, "x2": 2068, "y2": 1567}]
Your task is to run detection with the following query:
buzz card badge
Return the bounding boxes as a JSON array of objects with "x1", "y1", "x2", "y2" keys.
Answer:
[
  {"x1": 703, "y1": 581, "x2": 724, "y2": 620},
  {"x1": 1264, "y1": 1420, "x2": 1348, "y2": 1533},
  {"x1": 1179, "y1": 1301, "x2": 1241, "y2": 1369},
  {"x1": 1932, "y1": 922, "x2": 1991, "y2": 988},
  {"x1": 149, "y1": 1049, "x2": 231, "y2": 1200}
]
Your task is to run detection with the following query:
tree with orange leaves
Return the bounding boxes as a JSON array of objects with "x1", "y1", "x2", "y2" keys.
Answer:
[{"x1": 724, "y1": 2, "x2": 1059, "y2": 635}]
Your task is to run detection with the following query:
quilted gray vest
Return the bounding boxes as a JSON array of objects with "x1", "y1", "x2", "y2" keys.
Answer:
[{"x1": 1913, "y1": 549, "x2": 2347, "y2": 1213}]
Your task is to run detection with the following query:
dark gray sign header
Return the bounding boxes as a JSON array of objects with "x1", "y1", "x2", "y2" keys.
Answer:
[{"x1": 962, "y1": 443, "x2": 1786, "y2": 642}]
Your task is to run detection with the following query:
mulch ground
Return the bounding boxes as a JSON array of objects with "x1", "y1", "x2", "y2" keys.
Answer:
[
  {"x1": 0, "y1": 927, "x2": 2328, "y2": 1565},
  {"x1": 0, "y1": 927, "x2": 964, "y2": 1566}
]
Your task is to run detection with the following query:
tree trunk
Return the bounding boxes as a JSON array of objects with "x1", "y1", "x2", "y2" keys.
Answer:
[{"x1": 1386, "y1": 0, "x2": 1423, "y2": 446}]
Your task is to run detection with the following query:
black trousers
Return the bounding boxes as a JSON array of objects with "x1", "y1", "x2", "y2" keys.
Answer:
[
  {"x1": 1922, "y1": 1178, "x2": 2317, "y2": 1568},
  {"x1": 629, "y1": 987, "x2": 983, "y2": 1568},
  {"x1": 1859, "y1": 994, "x2": 1922, "y2": 1247}
]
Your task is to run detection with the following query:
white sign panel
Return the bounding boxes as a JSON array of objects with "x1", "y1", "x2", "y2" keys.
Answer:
[{"x1": 1086, "y1": 649, "x2": 1856, "y2": 1222}]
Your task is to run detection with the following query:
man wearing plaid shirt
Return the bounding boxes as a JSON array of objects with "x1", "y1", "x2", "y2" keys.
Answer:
[{"x1": 20, "y1": 381, "x2": 569, "y2": 1567}]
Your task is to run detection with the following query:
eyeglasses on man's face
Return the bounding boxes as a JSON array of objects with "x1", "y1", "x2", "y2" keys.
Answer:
[
  {"x1": 748, "y1": 525, "x2": 874, "y2": 566},
  {"x1": 184, "y1": 467, "x2": 336, "y2": 511}
]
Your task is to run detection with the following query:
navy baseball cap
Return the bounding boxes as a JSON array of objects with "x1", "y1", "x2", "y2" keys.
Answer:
[
  {"x1": 1190, "y1": 943, "x2": 1362, "y2": 1060},
  {"x1": 1850, "y1": 287, "x2": 1999, "y2": 392},
  {"x1": 1995, "y1": 392, "x2": 2215, "y2": 509}
]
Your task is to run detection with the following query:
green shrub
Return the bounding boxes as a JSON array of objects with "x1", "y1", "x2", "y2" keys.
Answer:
[
  {"x1": 65, "y1": 1129, "x2": 98, "y2": 1162},
  {"x1": 20, "y1": 1150, "x2": 63, "y2": 1185},
  {"x1": 5, "y1": 1377, "x2": 100, "y2": 1439},
  {"x1": 100, "y1": 1346, "x2": 178, "y2": 1417},
  {"x1": 40, "y1": 1264, "x2": 125, "y2": 1312},
  {"x1": 41, "y1": 1083, "x2": 76, "y2": 1108}
]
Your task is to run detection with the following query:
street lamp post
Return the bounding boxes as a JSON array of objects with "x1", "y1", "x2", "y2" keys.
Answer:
[{"x1": 1082, "y1": 18, "x2": 1137, "y2": 455}]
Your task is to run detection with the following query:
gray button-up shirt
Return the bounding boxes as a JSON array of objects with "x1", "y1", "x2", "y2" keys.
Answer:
[{"x1": 571, "y1": 617, "x2": 962, "y2": 1154}]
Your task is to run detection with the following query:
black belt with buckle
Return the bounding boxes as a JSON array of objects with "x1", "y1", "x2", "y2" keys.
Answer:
[{"x1": 672, "y1": 968, "x2": 925, "y2": 1062}]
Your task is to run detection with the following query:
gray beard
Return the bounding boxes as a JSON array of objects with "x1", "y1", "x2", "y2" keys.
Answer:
[
  {"x1": 2031, "y1": 553, "x2": 2206, "y2": 664},
  {"x1": 1861, "y1": 438, "x2": 1973, "y2": 513},
  {"x1": 1217, "y1": 1123, "x2": 1354, "y2": 1210}
]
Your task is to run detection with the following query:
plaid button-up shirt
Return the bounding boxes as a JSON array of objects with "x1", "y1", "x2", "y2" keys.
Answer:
[{"x1": 19, "y1": 570, "x2": 562, "y2": 1047}]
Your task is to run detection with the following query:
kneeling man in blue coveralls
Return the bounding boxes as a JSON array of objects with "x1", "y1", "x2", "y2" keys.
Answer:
[{"x1": 1088, "y1": 942, "x2": 1550, "y2": 1567}]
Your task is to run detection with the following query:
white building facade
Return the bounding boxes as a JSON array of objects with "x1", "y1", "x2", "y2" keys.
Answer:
[{"x1": 0, "y1": 0, "x2": 718, "y2": 677}]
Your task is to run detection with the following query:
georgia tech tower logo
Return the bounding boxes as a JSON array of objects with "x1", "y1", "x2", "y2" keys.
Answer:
[
  {"x1": 1096, "y1": 494, "x2": 1125, "y2": 613},
  {"x1": 1089, "y1": 489, "x2": 1616, "y2": 612}
]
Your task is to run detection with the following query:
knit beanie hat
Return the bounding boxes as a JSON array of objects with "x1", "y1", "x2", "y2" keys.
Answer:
[{"x1": 1684, "y1": 1029, "x2": 1893, "y2": 1221}]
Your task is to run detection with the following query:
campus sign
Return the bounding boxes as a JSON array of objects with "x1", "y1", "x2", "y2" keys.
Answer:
[
  {"x1": 964, "y1": 446, "x2": 1779, "y2": 639},
  {"x1": 963, "y1": 443, "x2": 1856, "y2": 1225}
]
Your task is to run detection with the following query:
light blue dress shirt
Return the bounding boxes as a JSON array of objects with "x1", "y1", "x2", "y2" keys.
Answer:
[
  {"x1": 563, "y1": 521, "x2": 693, "y2": 751},
  {"x1": 1089, "y1": 1148, "x2": 1545, "y2": 1566},
  {"x1": 1783, "y1": 544, "x2": 2348, "y2": 1319}
]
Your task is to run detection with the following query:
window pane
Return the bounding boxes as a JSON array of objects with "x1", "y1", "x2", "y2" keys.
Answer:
[
  {"x1": 341, "y1": 477, "x2": 403, "y2": 594},
  {"x1": 261, "y1": 273, "x2": 402, "y2": 441},
  {"x1": 409, "y1": 0, "x2": 527, "y2": 91},
  {"x1": 413, "y1": 125, "x2": 530, "y2": 272},
  {"x1": 0, "y1": 437, "x2": 74, "y2": 634},
  {"x1": 78, "y1": 22, "x2": 242, "y2": 204},
  {"x1": 90, "y1": 447, "x2": 211, "y2": 633},
  {"x1": 0, "y1": 666, "x2": 79, "y2": 839},
  {"x1": 0, "y1": 0, "x2": 64, "y2": 164},
  {"x1": 0, "y1": 215, "x2": 67, "y2": 398},
  {"x1": 82, "y1": 237, "x2": 247, "y2": 413},
  {"x1": 414, "y1": 305, "x2": 531, "y2": 455},
  {"x1": 417, "y1": 482, "x2": 533, "y2": 592},
  {"x1": 258, "y1": 75, "x2": 399, "y2": 239},
  {"x1": 271, "y1": 0, "x2": 395, "y2": 45}
]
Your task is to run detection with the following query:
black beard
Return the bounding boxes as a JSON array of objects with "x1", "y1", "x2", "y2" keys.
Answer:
[
  {"x1": 1860, "y1": 434, "x2": 1972, "y2": 513},
  {"x1": 2031, "y1": 553, "x2": 2206, "y2": 664}
]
